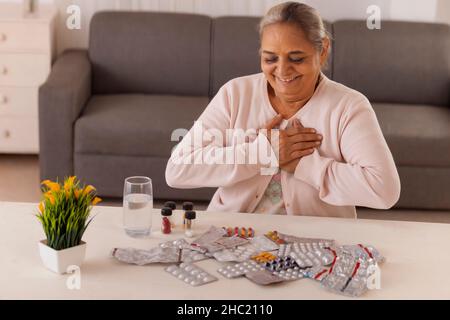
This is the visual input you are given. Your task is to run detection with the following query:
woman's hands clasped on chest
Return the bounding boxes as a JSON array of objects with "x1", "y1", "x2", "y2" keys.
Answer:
[{"x1": 261, "y1": 115, "x2": 323, "y2": 174}]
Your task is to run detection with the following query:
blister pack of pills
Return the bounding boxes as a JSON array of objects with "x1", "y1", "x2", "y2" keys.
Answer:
[
  {"x1": 272, "y1": 266, "x2": 305, "y2": 281},
  {"x1": 245, "y1": 270, "x2": 285, "y2": 285},
  {"x1": 111, "y1": 247, "x2": 181, "y2": 265},
  {"x1": 223, "y1": 227, "x2": 255, "y2": 238},
  {"x1": 165, "y1": 263, "x2": 218, "y2": 287},
  {"x1": 217, "y1": 260, "x2": 266, "y2": 279},
  {"x1": 277, "y1": 242, "x2": 335, "y2": 269},
  {"x1": 265, "y1": 231, "x2": 335, "y2": 247},
  {"x1": 250, "y1": 235, "x2": 280, "y2": 251},
  {"x1": 213, "y1": 245, "x2": 259, "y2": 262},
  {"x1": 289, "y1": 249, "x2": 335, "y2": 269},
  {"x1": 213, "y1": 236, "x2": 280, "y2": 263},
  {"x1": 278, "y1": 242, "x2": 329, "y2": 257},
  {"x1": 159, "y1": 239, "x2": 190, "y2": 249},
  {"x1": 339, "y1": 244, "x2": 385, "y2": 264},
  {"x1": 262, "y1": 256, "x2": 299, "y2": 272},
  {"x1": 320, "y1": 252, "x2": 368, "y2": 296},
  {"x1": 251, "y1": 251, "x2": 277, "y2": 263},
  {"x1": 303, "y1": 265, "x2": 330, "y2": 281},
  {"x1": 159, "y1": 238, "x2": 209, "y2": 263},
  {"x1": 214, "y1": 235, "x2": 249, "y2": 249},
  {"x1": 191, "y1": 226, "x2": 228, "y2": 253},
  {"x1": 319, "y1": 245, "x2": 384, "y2": 297}
]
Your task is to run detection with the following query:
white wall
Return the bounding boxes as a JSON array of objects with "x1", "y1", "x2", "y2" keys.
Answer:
[
  {"x1": 436, "y1": 0, "x2": 450, "y2": 24},
  {"x1": 1, "y1": 0, "x2": 447, "y2": 53}
]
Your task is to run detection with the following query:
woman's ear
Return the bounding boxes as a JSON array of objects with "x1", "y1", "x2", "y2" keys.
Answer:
[{"x1": 320, "y1": 37, "x2": 330, "y2": 66}]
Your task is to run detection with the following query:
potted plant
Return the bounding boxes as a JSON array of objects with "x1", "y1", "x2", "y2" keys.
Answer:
[{"x1": 36, "y1": 176, "x2": 101, "y2": 274}]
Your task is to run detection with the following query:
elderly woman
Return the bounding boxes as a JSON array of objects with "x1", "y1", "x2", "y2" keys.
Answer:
[{"x1": 165, "y1": 2, "x2": 400, "y2": 218}]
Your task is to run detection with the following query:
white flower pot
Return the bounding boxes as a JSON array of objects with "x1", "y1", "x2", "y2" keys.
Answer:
[{"x1": 38, "y1": 240, "x2": 86, "y2": 274}]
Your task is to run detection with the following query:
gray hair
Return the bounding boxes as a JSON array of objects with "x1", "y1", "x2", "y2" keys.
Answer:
[{"x1": 259, "y1": 1, "x2": 331, "y2": 53}]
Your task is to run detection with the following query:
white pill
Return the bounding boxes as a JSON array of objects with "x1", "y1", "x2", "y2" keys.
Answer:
[
  {"x1": 166, "y1": 266, "x2": 177, "y2": 272},
  {"x1": 172, "y1": 269, "x2": 180, "y2": 275}
]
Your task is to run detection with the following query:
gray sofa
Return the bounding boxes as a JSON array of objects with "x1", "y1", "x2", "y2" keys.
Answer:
[{"x1": 39, "y1": 11, "x2": 450, "y2": 210}]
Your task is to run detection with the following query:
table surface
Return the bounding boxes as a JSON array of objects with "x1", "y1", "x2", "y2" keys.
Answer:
[{"x1": 1, "y1": 201, "x2": 450, "y2": 300}]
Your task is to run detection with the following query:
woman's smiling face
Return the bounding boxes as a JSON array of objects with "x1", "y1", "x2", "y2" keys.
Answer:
[{"x1": 260, "y1": 22, "x2": 328, "y2": 102}]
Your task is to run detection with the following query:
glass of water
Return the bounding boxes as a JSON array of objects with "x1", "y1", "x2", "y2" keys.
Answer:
[{"x1": 123, "y1": 176, "x2": 153, "y2": 238}]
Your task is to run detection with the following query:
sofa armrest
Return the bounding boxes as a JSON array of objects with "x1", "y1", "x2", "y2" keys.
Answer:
[{"x1": 39, "y1": 49, "x2": 92, "y2": 181}]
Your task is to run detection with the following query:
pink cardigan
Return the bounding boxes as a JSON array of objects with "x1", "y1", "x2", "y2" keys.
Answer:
[{"x1": 165, "y1": 73, "x2": 401, "y2": 218}]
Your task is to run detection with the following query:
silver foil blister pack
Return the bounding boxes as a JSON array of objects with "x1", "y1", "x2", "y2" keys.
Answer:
[
  {"x1": 217, "y1": 260, "x2": 266, "y2": 278},
  {"x1": 165, "y1": 263, "x2": 218, "y2": 287},
  {"x1": 319, "y1": 244, "x2": 384, "y2": 297},
  {"x1": 159, "y1": 238, "x2": 209, "y2": 263},
  {"x1": 278, "y1": 242, "x2": 335, "y2": 268},
  {"x1": 111, "y1": 247, "x2": 181, "y2": 265}
]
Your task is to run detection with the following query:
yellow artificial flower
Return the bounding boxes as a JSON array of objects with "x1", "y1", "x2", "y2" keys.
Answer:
[
  {"x1": 64, "y1": 176, "x2": 76, "y2": 192},
  {"x1": 41, "y1": 180, "x2": 61, "y2": 192},
  {"x1": 74, "y1": 189, "x2": 81, "y2": 199},
  {"x1": 92, "y1": 197, "x2": 102, "y2": 205},
  {"x1": 38, "y1": 201, "x2": 44, "y2": 214},
  {"x1": 47, "y1": 194, "x2": 55, "y2": 205},
  {"x1": 83, "y1": 185, "x2": 96, "y2": 196}
]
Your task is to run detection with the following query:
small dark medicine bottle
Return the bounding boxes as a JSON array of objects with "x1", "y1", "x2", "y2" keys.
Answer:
[
  {"x1": 164, "y1": 201, "x2": 177, "y2": 227},
  {"x1": 184, "y1": 210, "x2": 196, "y2": 238},
  {"x1": 164, "y1": 201, "x2": 176, "y2": 210},
  {"x1": 161, "y1": 207, "x2": 173, "y2": 234},
  {"x1": 182, "y1": 202, "x2": 194, "y2": 228}
]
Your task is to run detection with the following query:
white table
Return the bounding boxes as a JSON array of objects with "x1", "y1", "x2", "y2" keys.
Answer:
[{"x1": 1, "y1": 201, "x2": 450, "y2": 300}]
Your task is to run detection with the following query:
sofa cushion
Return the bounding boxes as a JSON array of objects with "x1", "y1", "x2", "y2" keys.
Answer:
[
  {"x1": 74, "y1": 95, "x2": 209, "y2": 158},
  {"x1": 333, "y1": 21, "x2": 450, "y2": 106},
  {"x1": 211, "y1": 17, "x2": 333, "y2": 97},
  {"x1": 372, "y1": 103, "x2": 450, "y2": 167},
  {"x1": 89, "y1": 12, "x2": 211, "y2": 96},
  {"x1": 75, "y1": 153, "x2": 216, "y2": 200}
]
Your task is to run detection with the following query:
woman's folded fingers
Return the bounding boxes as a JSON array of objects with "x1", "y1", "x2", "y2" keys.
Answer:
[
  {"x1": 291, "y1": 140, "x2": 321, "y2": 152},
  {"x1": 289, "y1": 133, "x2": 323, "y2": 143}
]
